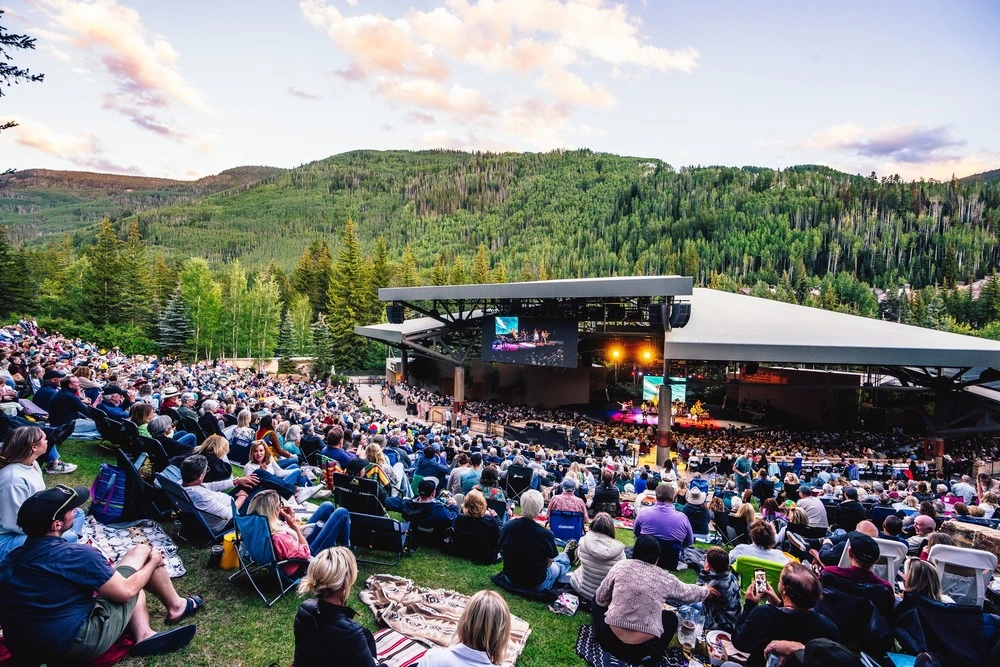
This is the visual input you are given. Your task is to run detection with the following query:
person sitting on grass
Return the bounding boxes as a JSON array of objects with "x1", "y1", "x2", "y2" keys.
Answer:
[
  {"x1": 421, "y1": 590, "x2": 512, "y2": 667},
  {"x1": 569, "y1": 512, "x2": 625, "y2": 602},
  {"x1": 498, "y1": 489, "x2": 570, "y2": 593},
  {"x1": 593, "y1": 534, "x2": 715, "y2": 665},
  {"x1": 728, "y1": 520, "x2": 789, "y2": 566},
  {"x1": 697, "y1": 546, "x2": 742, "y2": 633},
  {"x1": 0, "y1": 486, "x2": 202, "y2": 664},
  {"x1": 293, "y1": 547, "x2": 386, "y2": 667},
  {"x1": 449, "y1": 489, "x2": 502, "y2": 565},
  {"x1": 245, "y1": 490, "x2": 351, "y2": 575}
]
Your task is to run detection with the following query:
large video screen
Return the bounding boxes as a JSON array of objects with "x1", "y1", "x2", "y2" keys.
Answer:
[
  {"x1": 642, "y1": 375, "x2": 687, "y2": 404},
  {"x1": 481, "y1": 316, "x2": 578, "y2": 369}
]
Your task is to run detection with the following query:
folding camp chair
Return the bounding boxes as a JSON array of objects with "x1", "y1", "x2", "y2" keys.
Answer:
[
  {"x1": 734, "y1": 555, "x2": 785, "y2": 600},
  {"x1": 486, "y1": 498, "x2": 508, "y2": 521},
  {"x1": 229, "y1": 501, "x2": 309, "y2": 607},
  {"x1": 333, "y1": 473, "x2": 386, "y2": 517},
  {"x1": 504, "y1": 465, "x2": 533, "y2": 503},
  {"x1": 154, "y1": 473, "x2": 231, "y2": 546},
  {"x1": 927, "y1": 544, "x2": 998, "y2": 607},
  {"x1": 115, "y1": 448, "x2": 172, "y2": 522},
  {"x1": 870, "y1": 505, "x2": 897, "y2": 529},
  {"x1": 893, "y1": 592, "x2": 1000, "y2": 664},
  {"x1": 91, "y1": 408, "x2": 125, "y2": 446},
  {"x1": 350, "y1": 513, "x2": 409, "y2": 566},
  {"x1": 137, "y1": 435, "x2": 171, "y2": 472},
  {"x1": 837, "y1": 536, "x2": 907, "y2": 583},
  {"x1": 548, "y1": 509, "x2": 585, "y2": 546}
]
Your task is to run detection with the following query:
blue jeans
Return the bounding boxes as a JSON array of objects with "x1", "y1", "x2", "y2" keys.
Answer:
[
  {"x1": 277, "y1": 458, "x2": 300, "y2": 471},
  {"x1": 537, "y1": 552, "x2": 572, "y2": 592},
  {"x1": 173, "y1": 431, "x2": 197, "y2": 449},
  {"x1": 307, "y1": 504, "x2": 351, "y2": 554}
]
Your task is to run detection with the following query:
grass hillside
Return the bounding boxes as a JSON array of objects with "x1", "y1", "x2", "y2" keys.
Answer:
[{"x1": 0, "y1": 166, "x2": 284, "y2": 245}]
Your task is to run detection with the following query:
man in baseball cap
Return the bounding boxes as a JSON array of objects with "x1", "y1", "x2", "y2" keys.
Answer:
[{"x1": 0, "y1": 487, "x2": 202, "y2": 663}]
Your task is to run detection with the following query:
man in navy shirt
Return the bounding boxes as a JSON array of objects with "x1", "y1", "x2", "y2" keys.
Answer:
[
  {"x1": 30, "y1": 369, "x2": 63, "y2": 410},
  {"x1": 97, "y1": 385, "x2": 131, "y2": 420},
  {"x1": 0, "y1": 486, "x2": 202, "y2": 663}
]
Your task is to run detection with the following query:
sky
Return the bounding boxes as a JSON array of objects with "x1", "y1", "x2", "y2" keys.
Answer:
[{"x1": 1, "y1": 0, "x2": 998, "y2": 180}]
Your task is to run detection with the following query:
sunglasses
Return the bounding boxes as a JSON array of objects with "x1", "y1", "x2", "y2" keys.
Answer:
[{"x1": 51, "y1": 484, "x2": 79, "y2": 521}]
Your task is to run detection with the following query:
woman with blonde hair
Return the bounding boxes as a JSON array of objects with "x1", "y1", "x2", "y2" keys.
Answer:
[
  {"x1": 292, "y1": 547, "x2": 379, "y2": 667},
  {"x1": 243, "y1": 440, "x2": 328, "y2": 503},
  {"x1": 421, "y1": 590, "x2": 512, "y2": 666},
  {"x1": 175, "y1": 433, "x2": 233, "y2": 482},
  {"x1": 450, "y1": 489, "x2": 501, "y2": 565},
  {"x1": 362, "y1": 442, "x2": 395, "y2": 493},
  {"x1": 903, "y1": 558, "x2": 954, "y2": 603},
  {"x1": 246, "y1": 490, "x2": 349, "y2": 571}
]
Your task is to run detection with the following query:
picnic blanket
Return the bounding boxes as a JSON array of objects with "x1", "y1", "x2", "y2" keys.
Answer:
[
  {"x1": 81, "y1": 516, "x2": 186, "y2": 578},
  {"x1": 534, "y1": 507, "x2": 634, "y2": 530},
  {"x1": 360, "y1": 574, "x2": 531, "y2": 667},
  {"x1": 374, "y1": 628, "x2": 427, "y2": 667}
]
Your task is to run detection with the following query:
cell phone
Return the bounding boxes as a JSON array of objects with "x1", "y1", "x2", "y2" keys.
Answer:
[
  {"x1": 765, "y1": 654, "x2": 780, "y2": 667},
  {"x1": 754, "y1": 569, "x2": 768, "y2": 595}
]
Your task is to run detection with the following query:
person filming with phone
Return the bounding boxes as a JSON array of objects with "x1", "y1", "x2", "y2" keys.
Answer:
[{"x1": 727, "y1": 563, "x2": 839, "y2": 667}]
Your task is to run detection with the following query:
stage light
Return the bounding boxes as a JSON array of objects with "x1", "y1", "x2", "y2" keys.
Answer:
[
  {"x1": 609, "y1": 347, "x2": 622, "y2": 361},
  {"x1": 641, "y1": 348, "x2": 653, "y2": 363}
]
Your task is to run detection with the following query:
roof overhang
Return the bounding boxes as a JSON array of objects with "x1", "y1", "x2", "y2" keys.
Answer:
[{"x1": 378, "y1": 275, "x2": 693, "y2": 302}]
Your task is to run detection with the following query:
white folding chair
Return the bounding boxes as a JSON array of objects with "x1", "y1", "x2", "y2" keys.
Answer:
[
  {"x1": 838, "y1": 536, "x2": 907, "y2": 582},
  {"x1": 927, "y1": 544, "x2": 997, "y2": 607}
]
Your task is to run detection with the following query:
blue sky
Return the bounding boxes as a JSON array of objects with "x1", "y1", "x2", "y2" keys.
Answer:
[{"x1": 1, "y1": 0, "x2": 997, "y2": 180}]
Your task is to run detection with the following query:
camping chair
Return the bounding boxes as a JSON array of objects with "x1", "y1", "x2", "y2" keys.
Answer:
[
  {"x1": 504, "y1": 465, "x2": 534, "y2": 503},
  {"x1": 548, "y1": 509, "x2": 585, "y2": 546},
  {"x1": 870, "y1": 505, "x2": 897, "y2": 529},
  {"x1": 350, "y1": 513, "x2": 409, "y2": 566},
  {"x1": 137, "y1": 435, "x2": 171, "y2": 472},
  {"x1": 333, "y1": 472, "x2": 386, "y2": 517},
  {"x1": 91, "y1": 408, "x2": 125, "y2": 446},
  {"x1": 154, "y1": 473, "x2": 232, "y2": 546},
  {"x1": 656, "y1": 538, "x2": 682, "y2": 571},
  {"x1": 118, "y1": 418, "x2": 142, "y2": 456},
  {"x1": 734, "y1": 555, "x2": 785, "y2": 600},
  {"x1": 817, "y1": 575, "x2": 894, "y2": 653},
  {"x1": 115, "y1": 448, "x2": 172, "y2": 522},
  {"x1": 486, "y1": 498, "x2": 508, "y2": 522},
  {"x1": 927, "y1": 544, "x2": 998, "y2": 607},
  {"x1": 892, "y1": 592, "x2": 1000, "y2": 664},
  {"x1": 177, "y1": 416, "x2": 206, "y2": 445},
  {"x1": 229, "y1": 500, "x2": 309, "y2": 607},
  {"x1": 837, "y1": 536, "x2": 907, "y2": 583}
]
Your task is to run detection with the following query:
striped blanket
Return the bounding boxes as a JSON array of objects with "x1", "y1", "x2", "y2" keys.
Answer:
[
  {"x1": 361, "y1": 574, "x2": 531, "y2": 667},
  {"x1": 374, "y1": 629, "x2": 427, "y2": 667}
]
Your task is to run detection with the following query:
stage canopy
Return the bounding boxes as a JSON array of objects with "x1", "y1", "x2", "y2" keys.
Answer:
[{"x1": 664, "y1": 288, "x2": 1000, "y2": 369}]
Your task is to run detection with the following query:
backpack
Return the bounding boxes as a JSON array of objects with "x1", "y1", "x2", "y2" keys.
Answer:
[{"x1": 90, "y1": 463, "x2": 127, "y2": 524}]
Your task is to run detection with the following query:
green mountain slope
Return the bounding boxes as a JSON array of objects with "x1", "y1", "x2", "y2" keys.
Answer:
[
  {"x1": 0, "y1": 166, "x2": 285, "y2": 244},
  {"x1": 3, "y1": 150, "x2": 1000, "y2": 291}
]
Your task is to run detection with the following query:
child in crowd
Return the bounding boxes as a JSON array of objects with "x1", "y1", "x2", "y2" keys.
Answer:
[{"x1": 697, "y1": 547, "x2": 741, "y2": 633}]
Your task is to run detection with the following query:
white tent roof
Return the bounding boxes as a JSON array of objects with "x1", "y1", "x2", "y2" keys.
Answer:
[{"x1": 665, "y1": 289, "x2": 1000, "y2": 368}]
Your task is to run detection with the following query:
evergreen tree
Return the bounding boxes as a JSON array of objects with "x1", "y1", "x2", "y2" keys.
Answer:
[
  {"x1": 430, "y1": 251, "x2": 448, "y2": 286},
  {"x1": 370, "y1": 237, "x2": 393, "y2": 293},
  {"x1": 494, "y1": 261, "x2": 508, "y2": 283},
  {"x1": 471, "y1": 244, "x2": 491, "y2": 283},
  {"x1": 291, "y1": 240, "x2": 334, "y2": 314},
  {"x1": 398, "y1": 245, "x2": 419, "y2": 287},
  {"x1": 310, "y1": 313, "x2": 335, "y2": 379},
  {"x1": 81, "y1": 219, "x2": 129, "y2": 325},
  {"x1": 157, "y1": 286, "x2": 194, "y2": 356},
  {"x1": 151, "y1": 251, "x2": 178, "y2": 314},
  {"x1": 518, "y1": 260, "x2": 534, "y2": 282},
  {"x1": 0, "y1": 224, "x2": 34, "y2": 316},
  {"x1": 120, "y1": 220, "x2": 153, "y2": 329},
  {"x1": 450, "y1": 256, "x2": 468, "y2": 285},
  {"x1": 327, "y1": 220, "x2": 372, "y2": 371}
]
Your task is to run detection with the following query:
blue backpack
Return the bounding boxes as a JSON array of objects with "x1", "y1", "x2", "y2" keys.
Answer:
[{"x1": 90, "y1": 463, "x2": 127, "y2": 524}]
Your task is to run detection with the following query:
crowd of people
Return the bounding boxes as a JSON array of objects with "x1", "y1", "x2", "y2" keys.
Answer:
[{"x1": 1, "y1": 321, "x2": 998, "y2": 666}]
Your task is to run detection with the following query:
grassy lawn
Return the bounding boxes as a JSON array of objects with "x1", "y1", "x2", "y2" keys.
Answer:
[{"x1": 45, "y1": 440, "x2": 699, "y2": 667}]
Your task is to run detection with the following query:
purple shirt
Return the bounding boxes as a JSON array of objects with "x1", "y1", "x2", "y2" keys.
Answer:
[{"x1": 633, "y1": 502, "x2": 694, "y2": 547}]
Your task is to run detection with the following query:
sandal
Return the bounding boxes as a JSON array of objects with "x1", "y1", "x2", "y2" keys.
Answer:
[
  {"x1": 132, "y1": 624, "x2": 196, "y2": 657},
  {"x1": 166, "y1": 595, "x2": 205, "y2": 625}
]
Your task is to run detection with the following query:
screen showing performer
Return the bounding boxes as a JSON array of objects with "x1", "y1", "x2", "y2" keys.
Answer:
[{"x1": 481, "y1": 316, "x2": 578, "y2": 369}]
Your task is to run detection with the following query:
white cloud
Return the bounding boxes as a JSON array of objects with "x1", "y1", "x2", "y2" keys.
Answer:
[
  {"x1": 0, "y1": 115, "x2": 144, "y2": 173},
  {"x1": 537, "y1": 68, "x2": 615, "y2": 108}
]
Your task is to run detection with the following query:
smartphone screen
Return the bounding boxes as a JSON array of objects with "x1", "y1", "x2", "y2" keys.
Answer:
[{"x1": 754, "y1": 569, "x2": 768, "y2": 595}]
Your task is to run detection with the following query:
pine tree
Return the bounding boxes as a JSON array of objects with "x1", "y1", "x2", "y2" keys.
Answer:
[
  {"x1": 450, "y1": 256, "x2": 468, "y2": 284},
  {"x1": 518, "y1": 260, "x2": 534, "y2": 282},
  {"x1": 0, "y1": 224, "x2": 34, "y2": 317},
  {"x1": 371, "y1": 237, "x2": 393, "y2": 292},
  {"x1": 120, "y1": 219, "x2": 152, "y2": 330},
  {"x1": 494, "y1": 261, "x2": 508, "y2": 283},
  {"x1": 151, "y1": 251, "x2": 178, "y2": 315},
  {"x1": 471, "y1": 244, "x2": 491, "y2": 283},
  {"x1": 310, "y1": 313, "x2": 335, "y2": 379},
  {"x1": 81, "y1": 218, "x2": 128, "y2": 325},
  {"x1": 291, "y1": 240, "x2": 334, "y2": 314},
  {"x1": 157, "y1": 286, "x2": 194, "y2": 357},
  {"x1": 327, "y1": 220, "x2": 372, "y2": 371},
  {"x1": 430, "y1": 251, "x2": 448, "y2": 286},
  {"x1": 398, "y1": 245, "x2": 419, "y2": 287}
]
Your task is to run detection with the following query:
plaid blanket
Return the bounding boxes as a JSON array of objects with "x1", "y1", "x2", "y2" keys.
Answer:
[
  {"x1": 360, "y1": 574, "x2": 531, "y2": 666},
  {"x1": 81, "y1": 516, "x2": 186, "y2": 578}
]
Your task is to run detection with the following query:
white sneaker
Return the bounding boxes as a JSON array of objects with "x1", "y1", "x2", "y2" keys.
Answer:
[
  {"x1": 45, "y1": 461, "x2": 78, "y2": 475},
  {"x1": 294, "y1": 486, "x2": 323, "y2": 504},
  {"x1": 312, "y1": 488, "x2": 332, "y2": 499}
]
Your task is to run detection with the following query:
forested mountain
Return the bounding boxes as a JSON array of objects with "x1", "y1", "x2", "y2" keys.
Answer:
[
  {"x1": 0, "y1": 166, "x2": 284, "y2": 244},
  {"x1": 2, "y1": 149, "x2": 1000, "y2": 365}
]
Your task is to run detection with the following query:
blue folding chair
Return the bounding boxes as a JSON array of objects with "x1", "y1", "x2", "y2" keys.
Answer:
[
  {"x1": 549, "y1": 509, "x2": 585, "y2": 546},
  {"x1": 228, "y1": 500, "x2": 310, "y2": 607},
  {"x1": 154, "y1": 473, "x2": 232, "y2": 547}
]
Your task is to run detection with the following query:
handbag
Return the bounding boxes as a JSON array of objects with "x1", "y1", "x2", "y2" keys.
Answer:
[{"x1": 90, "y1": 463, "x2": 127, "y2": 524}]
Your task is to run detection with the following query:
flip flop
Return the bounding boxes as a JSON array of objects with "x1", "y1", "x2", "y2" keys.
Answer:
[
  {"x1": 166, "y1": 595, "x2": 205, "y2": 625},
  {"x1": 132, "y1": 624, "x2": 196, "y2": 657}
]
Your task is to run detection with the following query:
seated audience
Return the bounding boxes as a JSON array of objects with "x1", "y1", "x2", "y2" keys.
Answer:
[
  {"x1": 180, "y1": 454, "x2": 256, "y2": 533},
  {"x1": 421, "y1": 591, "x2": 511, "y2": 667},
  {"x1": 591, "y1": 471, "x2": 621, "y2": 517},
  {"x1": 498, "y1": 489, "x2": 567, "y2": 593},
  {"x1": 399, "y1": 478, "x2": 459, "y2": 545},
  {"x1": 245, "y1": 490, "x2": 350, "y2": 574},
  {"x1": 729, "y1": 520, "x2": 789, "y2": 566},
  {"x1": 731, "y1": 563, "x2": 839, "y2": 667},
  {"x1": 681, "y1": 487, "x2": 712, "y2": 537},
  {"x1": 450, "y1": 490, "x2": 501, "y2": 565},
  {"x1": 796, "y1": 486, "x2": 829, "y2": 530},
  {"x1": 547, "y1": 477, "x2": 589, "y2": 517},
  {"x1": 593, "y1": 534, "x2": 713, "y2": 664},
  {"x1": 902, "y1": 557, "x2": 954, "y2": 604},
  {"x1": 293, "y1": 547, "x2": 384, "y2": 667},
  {"x1": 0, "y1": 486, "x2": 201, "y2": 663},
  {"x1": 813, "y1": 520, "x2": 878, "y2": 566},
  {"x1": 879, "y1": 514, "x2": 907, "y2": 545},
  {"x1": 697, "y1": 546, "x2": 742, "y2": 633},
  {"x1": 473, "y1": 465, "x2": 507, "y2": 504},
  {"x1": 837, "y1": 487, "x2": 867, "y2": 532},
  {"x1": 907, "y1": 515, "x2": 937, "y2": 555},
  {"x1": 633, "y1": 483, "x2": 694, "y2": 549},
  {"x1": 569, "y1": 512, "x2": 625, "y2": 601}
]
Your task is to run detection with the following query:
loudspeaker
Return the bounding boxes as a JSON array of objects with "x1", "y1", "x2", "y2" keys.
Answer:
[
  {"x1": 386, "y1": 305, "x2": 405, "y2": 324},
  {"x1": 668, "y1": 302, "x2": 691, "y2": 329},
  {"x1": 648, "y1": 304, "x2": 667, "y2": 328}
]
